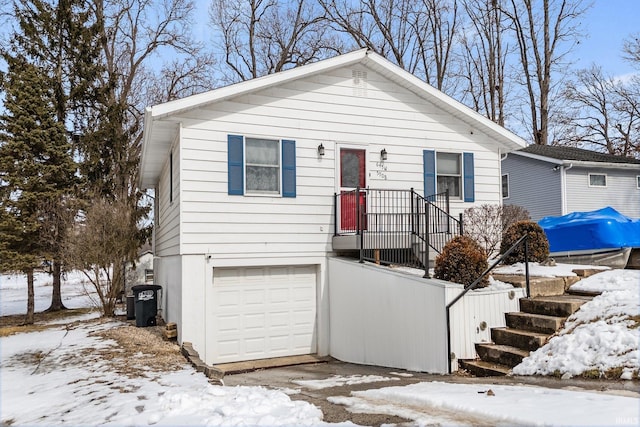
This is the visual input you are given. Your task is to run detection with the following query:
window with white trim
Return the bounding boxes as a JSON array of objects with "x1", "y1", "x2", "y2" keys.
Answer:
[
  {"x1": 436, "y1": 152, "x2": 461, "y2": 198},
  {"x1": 245, "y1": 137, "x2": 280, "y2": 194},
  {"x1": 227, "y1": 134, "x2": 296, "y2": 198},
  {"x1": 588, "y1": 173, "x2": 606, "y2": 187},
  {"x1": 502, "y1": 174, "x2": 509, "y2": 198}
]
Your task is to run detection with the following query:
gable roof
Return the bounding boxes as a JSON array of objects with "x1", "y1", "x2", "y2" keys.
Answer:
[
  {"x1": 140, "y1": 49, "x2": 527, "y2": 188},
  {"x1": 512, "y1": 144, "x2": 640, "y2": 166}
]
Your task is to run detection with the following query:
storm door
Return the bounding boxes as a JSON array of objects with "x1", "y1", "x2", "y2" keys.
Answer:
[{"x1": 339, "y1": 148, "x2": 367, "y2": 232}]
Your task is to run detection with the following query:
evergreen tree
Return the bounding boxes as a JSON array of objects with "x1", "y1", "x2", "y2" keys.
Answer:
[
  {"x1": 7, "y1": 0, "x2": 103, "y2": 311},
  {"x1": 0, "y1": 55, "x2": 75, "y2": 323}
]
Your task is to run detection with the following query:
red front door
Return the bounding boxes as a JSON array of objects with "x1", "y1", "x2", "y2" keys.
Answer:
[{"x1": 339, "y1": 148, "x2": 366, "y2": 232}]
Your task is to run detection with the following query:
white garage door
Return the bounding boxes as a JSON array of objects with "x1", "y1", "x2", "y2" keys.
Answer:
[{"x1": 210, "y1": 265, "x2": 317, "y2": 364}]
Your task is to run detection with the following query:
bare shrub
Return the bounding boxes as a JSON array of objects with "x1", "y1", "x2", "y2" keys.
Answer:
[
  {"x1": 65, "y1": 198, "x2": 140, "y2": 316},
  {"x1": 463, "y1": 204, "x2": 530, "y2": 257}
]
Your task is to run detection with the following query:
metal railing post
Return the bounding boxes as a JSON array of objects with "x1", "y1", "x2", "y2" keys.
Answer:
[
  {"x1": 445, "y1": 189, "x2": 450, "y2": 213},
  {"x1": 459, "y1": 213, "x2": 464, "y2": 236},
  {"x1": 357, "y1": 187, "x2": 364, "y2": 263},
  {"x1": 424, "y1": 202, "x2": 430, "y2": 278},
  {"x1": 525, "y1": 236, "x2": 530, "y2": 298},
  {"x1": 333, "y1": 193, "x2": 338, "y2": 236}
]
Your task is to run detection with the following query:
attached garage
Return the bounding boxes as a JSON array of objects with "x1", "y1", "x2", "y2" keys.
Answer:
[{"x1": 207, "y1": 265, "x2": 318, "y2": 364}]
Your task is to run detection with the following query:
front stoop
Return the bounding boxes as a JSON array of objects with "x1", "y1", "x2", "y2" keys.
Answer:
[{"x1": 459, "y1": 294, "x2": 594, "y2": 377}]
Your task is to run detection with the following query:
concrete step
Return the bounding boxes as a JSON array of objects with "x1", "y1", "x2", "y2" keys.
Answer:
[
  {"x1": 475, "y1": 343, "x2": 529, "y2": 367},
  {"x1": 520, "y1": 295, "x2": 592, "y2": 317},
  {"x1": 458, "y1": 359, "x2": 511, "y2": 377},
  {"x1": 505, "y1": 312, "x2": 565, "y2": 334},
  {"x1": 491, "y1": 327, "x2": 549, "y2": 351},
  {"x1": 490, "y1": 274, "x2": 567, "y2": 297}
]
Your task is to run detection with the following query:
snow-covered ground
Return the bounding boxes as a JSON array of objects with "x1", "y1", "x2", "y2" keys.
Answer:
[{"x1": 1, "y1": 267, "x2": 639, "y2": 426}]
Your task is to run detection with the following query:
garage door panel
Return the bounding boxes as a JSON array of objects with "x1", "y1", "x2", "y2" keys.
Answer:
[{"x1": 210, "y1": 265, "x2": 317, "y2": 363}]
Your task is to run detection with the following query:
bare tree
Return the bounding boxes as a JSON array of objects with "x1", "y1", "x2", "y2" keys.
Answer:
[
  {"x1": 72, "y1": 0, "x2": 209, "y2": 304},
  {"x1": 415, "y1": 0, "x2": 459, "y2": 91},
  {"x1": 210, "y1": 0, "x2": 339, "y2": 83},
  {"x1": 559, "y1": 65, "x2": 639, "y2": 158},
  {"x1": 459, "y1": 0, "x2": 510, "y2": 125},
  {"x1": 320, "y1": 0, "x2": 459, "y2": 91},
  {"x1": 502, "y1": 0, "x2": 587, "y2": 145}
]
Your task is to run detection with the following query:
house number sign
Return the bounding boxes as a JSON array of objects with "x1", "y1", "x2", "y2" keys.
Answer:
[{"x1": 375, "y1": 161, "x2": 388, "y2": 180}]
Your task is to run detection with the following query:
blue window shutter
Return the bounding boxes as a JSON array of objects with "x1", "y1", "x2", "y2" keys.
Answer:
[
  {"x1": 463, "y1": 152, "x2": 475, "y2": 202},
  {"x1": 282, "y1": 139, "x2": 296, "y2": 198},
  {"x1": 228, "y1": 134, "x2": 244, "y2": 195},
  {"x1": 423, "y1": 150, "x2": 436, "y2": 197}
]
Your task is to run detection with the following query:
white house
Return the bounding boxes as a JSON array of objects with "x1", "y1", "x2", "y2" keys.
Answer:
[
  {"x1": 502, "y1": 145, "x2": 640, "y2": 221},
  {"x1": 139, "y1": 49, "x2": 527, "y2": 370}
]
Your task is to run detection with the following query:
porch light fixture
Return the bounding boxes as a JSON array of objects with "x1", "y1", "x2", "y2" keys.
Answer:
[
  {"x1": 317, "y1": 143, "x2": 325, "y2": 156},
  {"x1": 380, "y1": 148, "x2": 387, "y2": 161}
]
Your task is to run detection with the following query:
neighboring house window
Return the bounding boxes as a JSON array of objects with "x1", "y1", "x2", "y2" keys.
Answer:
[
  {"x1": 502, "y1": 174, "x2": 509, "y2": 198},
  {"x1": 423, "y1": 150, "x2": 474, "y2": 202},
  {"x1": 588, "y1": 173, "x2": 607, "y2": 187},
  {"x1": 637, "y1": 176, "x2": 640, "y2": 189},
  {"x1": 227, "y1": 134, "x2": 296, "y2": 197}
]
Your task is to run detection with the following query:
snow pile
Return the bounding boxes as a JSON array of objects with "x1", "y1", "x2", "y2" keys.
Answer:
[
  {"x1": 513, "y1": 270, "x2": 640, "y2": 379},
  {"x1": 293, "y1": 374, "x2": 399, "y2": 390},
  {"x1": 335, "y1": 381, "x2": 640, "y2": 427},
  {"x1": 0, "y1": 320, "x2": 326, "y2": 426},
  {"x1": 493, "y1": 261, "x2": 608, "y2": 277}
]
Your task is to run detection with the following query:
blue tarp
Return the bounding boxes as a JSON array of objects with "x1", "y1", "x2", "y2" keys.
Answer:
[{"x1": 538, "y1": 207, "x2": 640, "y2": 253}]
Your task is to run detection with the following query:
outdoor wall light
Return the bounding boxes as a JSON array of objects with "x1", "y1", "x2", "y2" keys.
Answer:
[
  {"x1": 380, "y1": 148, "x2": 387, "y2": 161},
  {"x1": 317, "y1": 143, "x2": 325, "y2": 156}
]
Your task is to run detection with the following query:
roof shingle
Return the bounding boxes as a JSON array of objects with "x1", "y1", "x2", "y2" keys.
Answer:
[{"x1": 519, "y1": 145, "x2": 640, "y2": 164}]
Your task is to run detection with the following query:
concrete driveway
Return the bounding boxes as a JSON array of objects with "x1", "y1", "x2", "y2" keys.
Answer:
[{"x1": 222, "y1": 358, "x2": 639, "y2": 426}]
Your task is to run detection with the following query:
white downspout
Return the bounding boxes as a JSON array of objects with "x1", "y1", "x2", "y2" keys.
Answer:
[{"x1": 560, "y1": 162, "x2": 573, "y2": 215}]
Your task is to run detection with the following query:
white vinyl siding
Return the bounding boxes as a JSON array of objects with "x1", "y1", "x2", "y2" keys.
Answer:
[
  {"x1": 155, "y1": 142, "x2": 180, "y2": 256},
  {"x1": 566, "y1": 167, "x2": 640, "y2": 218},
  {"x1": 173, "y1": 66, "x2": 505, "y2": 261}
]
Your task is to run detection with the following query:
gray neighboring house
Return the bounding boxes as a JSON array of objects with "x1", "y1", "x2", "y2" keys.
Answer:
[{"x1": 501, "y1": 145, "x2": 640, "y2": 222}]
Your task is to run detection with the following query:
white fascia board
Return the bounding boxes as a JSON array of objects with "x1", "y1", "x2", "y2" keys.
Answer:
[
  {"x1": 363, "y1": 52, "x2": 528, "y2": 151},
  {"x1": 149, "y1": 49, "x2": 369, "y2": 120},
  {"x1": 510, "y1": 150, "x2": 564, "y2": 165},
  {"x1": 563, "y1": 160, "x2": 640, "y2": 170}
]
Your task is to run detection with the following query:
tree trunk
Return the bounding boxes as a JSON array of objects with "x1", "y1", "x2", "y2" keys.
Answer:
[
  {"x1": 24, "y1": 269, "x2": 35, "y2": 325},
  {"x1": 46, "y1": 260, "x2": 67, "y2": 312}
]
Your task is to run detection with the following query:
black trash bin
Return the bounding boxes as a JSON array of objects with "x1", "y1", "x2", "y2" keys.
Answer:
[{"x1": 132, "y1": 284, "x2": 161, "y2": 327}]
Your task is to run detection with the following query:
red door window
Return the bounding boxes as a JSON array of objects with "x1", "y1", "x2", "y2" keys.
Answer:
[{"x1": 340, "y1": 149, "x2": 366, "y2": 232}]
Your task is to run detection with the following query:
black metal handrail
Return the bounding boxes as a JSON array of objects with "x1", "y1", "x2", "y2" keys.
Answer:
[
  {"x1": 334, "y1": 188, "x2": 462, "y2": 276},
  {"x1": 444, "y1": 234, "x2": 530, "y2": 374}
]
